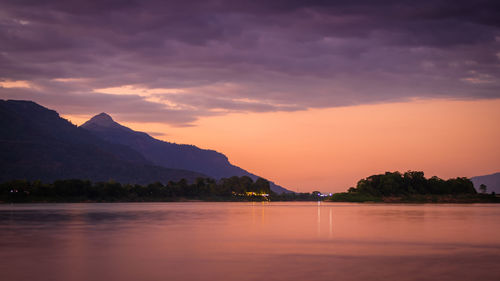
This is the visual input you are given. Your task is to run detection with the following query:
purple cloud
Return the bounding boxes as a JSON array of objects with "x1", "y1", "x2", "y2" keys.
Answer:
[{"x1": 1, "y1": 0, "x2": 499, "y2": 125}]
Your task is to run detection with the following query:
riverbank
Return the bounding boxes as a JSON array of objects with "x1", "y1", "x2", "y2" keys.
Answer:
[
  {"x1": 328, "y1": 192, "x2": 500, "y2": 203},
  {"x1": 0, "y1": 195, "x2": 272, "y2": 204},
  {"x1": 2, "y1": 195, "x2": 499, "y2": 204}
]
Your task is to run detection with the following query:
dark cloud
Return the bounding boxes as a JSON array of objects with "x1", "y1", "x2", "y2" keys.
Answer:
[
  {"x1": 146, "y1": 131, "x2": 169, "y2": 137},
  {"x1": 0, "y1": 85, "x2": 209, "y2": 126},
  {"x1": 1, "y1": 0, "x2": 499, "y2": 125}
]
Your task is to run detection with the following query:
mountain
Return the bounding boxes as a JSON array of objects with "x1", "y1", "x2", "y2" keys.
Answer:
[
  {"x1": 471, "y1": 172, "x2": 500, "y2": 194},
  {"x1": 81, "y1": 113, "x2": 291, "y2": 193},
  {"x1": 0, "y1": 100, "x2": 204, "y2": 184}
]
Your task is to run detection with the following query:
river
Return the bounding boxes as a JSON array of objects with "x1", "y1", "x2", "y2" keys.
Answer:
[{"x1": 1, "y1": 202, "x2": 499, "y2": 281}]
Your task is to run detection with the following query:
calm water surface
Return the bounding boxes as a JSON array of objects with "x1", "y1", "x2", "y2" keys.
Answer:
[{"x1": 1, "y1": 202, "x2": 499, "y2": 281}]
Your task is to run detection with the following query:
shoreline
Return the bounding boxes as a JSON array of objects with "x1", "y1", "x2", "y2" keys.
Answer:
[{"x1": 2, "y1": 198, "x2": 499, "y2": 204}]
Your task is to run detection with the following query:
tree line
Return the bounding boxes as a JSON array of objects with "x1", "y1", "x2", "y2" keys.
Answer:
[
  {"x1": 328, "y1": 171, "x2": 500, "y2": 203},
  {"x1": 0, "y1": 176, "x2": 272, "y2": 203},
  {"x1": 2, "y1": 171, "x2": 494, "y2": 203},
  {"x1": 349, "y1": 171, "x2": 477, "y2": 196}
]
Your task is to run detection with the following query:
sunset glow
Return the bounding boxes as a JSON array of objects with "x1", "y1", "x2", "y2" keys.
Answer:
[
  {"x1": 64, "y1": 98, "x2": 500, "y2": 192},
  {"x1": 2, "y1": 0, "x2": 500, "y2": 192},
  {"x1": 2, "y1": 1, "x2": 500, "y2": 280}
]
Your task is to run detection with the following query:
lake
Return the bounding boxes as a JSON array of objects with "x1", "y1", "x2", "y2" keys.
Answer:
[{"x1": 1, "y1": 202, "x2": 499, "y2": 281}]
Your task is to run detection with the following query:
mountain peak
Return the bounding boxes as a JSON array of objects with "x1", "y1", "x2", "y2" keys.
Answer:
[
  {"x1": 94, "y1": 112, "x2": 113, "y2": 121},
  {"x1": 82, "y1": 112, "x2": 118, "y2": 128}
]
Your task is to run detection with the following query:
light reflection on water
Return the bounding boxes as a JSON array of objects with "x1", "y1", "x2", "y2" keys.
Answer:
[{"x1": 1, "y1": 202, "x2": 499, "y2": 281}]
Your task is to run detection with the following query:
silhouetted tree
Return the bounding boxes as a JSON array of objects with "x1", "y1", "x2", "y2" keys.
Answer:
[{"x1": 348, "y1": 171, "x2": 476, "y2": 196}]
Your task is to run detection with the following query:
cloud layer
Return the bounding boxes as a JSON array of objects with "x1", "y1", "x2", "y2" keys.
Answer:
[{"x1": 1, "y1": 0, "x2": 500, "y2": 125}]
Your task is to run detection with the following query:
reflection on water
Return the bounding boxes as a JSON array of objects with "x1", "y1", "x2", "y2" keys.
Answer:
[
  {"x1": 1, "y1": 202, "x2": 500, "y2": 281},
  {"x1": 329, "y1": 207, "x2": 332, "y2": 238}
]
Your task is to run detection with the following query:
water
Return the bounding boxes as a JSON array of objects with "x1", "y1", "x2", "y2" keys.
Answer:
[{"x1": 1, "y1": 202, "x2": 499, "y2": 281}]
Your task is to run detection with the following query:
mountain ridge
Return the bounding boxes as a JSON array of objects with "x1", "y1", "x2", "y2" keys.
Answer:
[
  {"x1": 0, "y1": 99, "x2": 205, "y2": 184},
  {"x1": 81, "y1": 112, "x2": 291, "y2": 193}
]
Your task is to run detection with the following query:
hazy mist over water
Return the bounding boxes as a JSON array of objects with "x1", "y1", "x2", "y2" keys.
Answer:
[{"x1": 1, "y1": 202, "x2": 499, "y2": 281}]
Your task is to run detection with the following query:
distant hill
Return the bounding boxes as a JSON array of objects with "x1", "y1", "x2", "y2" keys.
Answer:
[
  {"x1": 81, "y1": 112, "x2": 291, "y2": 193},
  {"x1": 471, "y1": 172, "x2": 500, "y2": 194},
  {"x1": 0, "y1": 100, "x2": 204, "y2": 184}
]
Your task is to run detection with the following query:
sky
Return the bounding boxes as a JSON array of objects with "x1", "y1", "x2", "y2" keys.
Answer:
[{"x1": 1, "y1": 0, "x2": 500, "y2": 192}]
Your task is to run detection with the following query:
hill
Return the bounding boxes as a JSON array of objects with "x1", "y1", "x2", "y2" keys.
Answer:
[
  {"x1": 471, "y1": 172, "x2": 500, "y2": 194},
  {"x1": 0, "y1": 100, "x2": 204, "y2": 184}
]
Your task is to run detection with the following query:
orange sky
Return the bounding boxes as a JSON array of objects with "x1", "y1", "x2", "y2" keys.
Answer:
[
  {"x1": 66, "y1": 98, "x2": 500, "y2": 193},
  {"x1": 3, "y1": 0, "x2": 500, "y2": 194}
]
